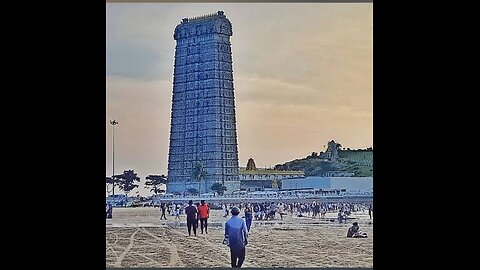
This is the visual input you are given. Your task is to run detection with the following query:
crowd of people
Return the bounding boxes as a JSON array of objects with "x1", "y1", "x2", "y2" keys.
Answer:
[
  {"x1": 107, "y1": 200, "x2": 371, "y2": 268},
  {"x1": 217, "y1": 201, "x2": 372, "y2": 222}
]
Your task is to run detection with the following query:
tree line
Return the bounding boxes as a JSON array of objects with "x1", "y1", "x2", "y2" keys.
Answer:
[{"x1": 106, "y1": 167, "x2": 228, "y2": 197}]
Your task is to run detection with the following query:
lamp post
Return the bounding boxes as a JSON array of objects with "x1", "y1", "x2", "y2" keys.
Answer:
[{"x1": 110, "y1": 119, "x2": 118, "y2": 195}]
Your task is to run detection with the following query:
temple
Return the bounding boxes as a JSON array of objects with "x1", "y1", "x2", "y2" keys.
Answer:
[{"x1": 166, "y1": 11, "x2": 240, "y2": 194}]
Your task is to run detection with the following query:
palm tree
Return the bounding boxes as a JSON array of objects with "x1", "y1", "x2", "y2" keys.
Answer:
[{"x1": 192, "y1": 162, "x2": 207, "y2": 194}]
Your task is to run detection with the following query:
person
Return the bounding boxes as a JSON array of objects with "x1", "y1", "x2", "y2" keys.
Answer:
[
  {"x1": 106, "y1": 203, "x2": 112, "y2": 219},
  {"x1": 278, "y1": 204, "x2": 286, "y2": 221},
  {"x1": 269, "y1": 202, "x2": 276, "y2": 220},
  {"x1": 198, "y1": 200, "x2": 210, "y2": 234},
  {"x1": 160, "y1": 203, "x2": 167, "y2": 220},
  {"x1": 244, "y1": 205, "x2": 253, "y2": 232},
  {"x1": 224, "y1": 204, "x2": 230, "y2": 217},
  {"x1": 184, "y1": 200, "x2": 198, "y2": 236},
  {"x1": 253, "y1": 204, "x2": 259, "y2": 220},
  {"x1": 368, "y1": 204, "x2": 373, "y2": 219},
  {"x1": 195, "y1": 202, "x2": 201, "y2": 228},
  {"x1": 347, "y1": 222, "x2": 367, "y2": 238},
  {"x1": 225, "y1": 206, "x2": 249, "y2": 268},
  {"x1": 338, "y1": 210, "x2": 344, "y2": 223},
  {"x1": 320, "y1": 207, "x2": 326, "y2": 219},
  {"x1": 175, "y1": 205, "x2": 180, "y2": 219}
]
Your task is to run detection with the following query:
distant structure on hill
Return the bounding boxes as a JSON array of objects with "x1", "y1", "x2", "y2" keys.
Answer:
[
  {"x1": 246, "y1": 158, "x2": 257, "y2": 170},
  {"x1": 320, "y1": 140, "x2": 342, "y2": 161},
  {"x1": 274, "y1": 141, "x2": 373, "y2": 177}
]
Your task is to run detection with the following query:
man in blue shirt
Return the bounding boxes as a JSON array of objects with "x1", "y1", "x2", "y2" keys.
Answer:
[{"x1": 225, "y1": 206, "x2": 249, "y2": 267}]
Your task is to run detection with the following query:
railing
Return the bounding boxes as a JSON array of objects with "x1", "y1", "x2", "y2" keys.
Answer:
[{"x1": 149, "y1": 192, "x2": 373, "y2": 202}]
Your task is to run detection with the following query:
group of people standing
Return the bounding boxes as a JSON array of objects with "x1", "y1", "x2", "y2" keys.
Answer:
[{"x1": 183, "y1": 200, "x2": 211, "y2": 236}]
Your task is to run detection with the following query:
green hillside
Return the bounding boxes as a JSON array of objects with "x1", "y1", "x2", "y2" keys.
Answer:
[{"x1": 275, "y1": 149, "x2": 373, "y2": 177}]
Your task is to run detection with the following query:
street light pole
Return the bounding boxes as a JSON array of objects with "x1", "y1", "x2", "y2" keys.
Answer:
[{"x1": 110, "y1": 120, "x2": 118, "y2": 195}]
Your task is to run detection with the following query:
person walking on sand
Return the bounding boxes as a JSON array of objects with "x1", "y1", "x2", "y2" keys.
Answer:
[
  {"x1": 244, "y1": 204, "x2": 253, "y2": 232},
  {"x1": 184, "y1": 200, "x2": 198, "y2": 236},
  {"x1": 106, "y1": 203, "x2": 112, "y2": 219},
  {"x1": 223, "y1": 204, "x2": 228, "y2": 217},
  {"x1": 175, "y1": 205, "x2": 180, "y2": 219},
  {"x1": 160, "y1": 203, "x2": 167, "y2": 220},
  {"x1": 368, "y1": 204, "x2": 373, "y2": 219},
  {"x1": 198, "y1": 200, "x2": 210, "y2": 234},
  {"x1": 225, "y1": 207, "x2": 249, "y2": 268}
]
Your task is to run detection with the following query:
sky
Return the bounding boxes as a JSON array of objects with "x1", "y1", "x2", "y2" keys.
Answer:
[{"x1": 106, "y1": 3, "x2": 373, "y2": 196}]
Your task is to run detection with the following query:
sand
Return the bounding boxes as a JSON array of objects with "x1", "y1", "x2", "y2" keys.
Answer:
[{"x1": 106, "y1": 207, "x2": 373, "y2": 268}]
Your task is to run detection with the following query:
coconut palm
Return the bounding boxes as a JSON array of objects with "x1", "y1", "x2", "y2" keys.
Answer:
[{"x1": 192, "y1": 162, "x2": 207, "y2": 194}]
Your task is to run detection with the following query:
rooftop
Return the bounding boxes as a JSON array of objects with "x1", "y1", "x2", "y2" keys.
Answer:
[
  {"x1": 181, "y1": 11, "x2": 225, "y2": 24},
  {"x1": 239, "y1": 167, "x2": 304, "y2": 175}
]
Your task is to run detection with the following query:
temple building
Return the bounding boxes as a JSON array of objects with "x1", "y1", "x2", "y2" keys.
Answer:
[
  {"x1": 166, "y1": 11, "x2": 240, "y2": 194},
  {"x1": 239, "y1": 158, "x2": 305, "y2": 191}
]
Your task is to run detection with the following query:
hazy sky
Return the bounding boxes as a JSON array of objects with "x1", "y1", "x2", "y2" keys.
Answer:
[{"x1": 106, "y1": 3, "x2": 373, "y2": 196}]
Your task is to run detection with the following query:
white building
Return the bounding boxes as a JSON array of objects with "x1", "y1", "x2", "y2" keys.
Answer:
[{"x1": 281, "y1": 176, "x2": 373, "y2": 193}]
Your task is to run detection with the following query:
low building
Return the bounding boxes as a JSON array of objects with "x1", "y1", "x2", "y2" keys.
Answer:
[
  {"x1": 281, "y1": 176, "x2": 373, "y2": 193},
  {"x1": 239, "y1": 166, "x2": 305, "y2": 192},
  {"x1": 239, "y1": 167, "x2": 305, "y2": 181},
  {"x1": 321, "y1": 171, "x2": 355, "y2": 177}
]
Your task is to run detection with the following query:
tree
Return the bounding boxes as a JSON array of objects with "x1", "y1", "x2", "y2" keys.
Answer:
[
  {"x1": 192, "y1": 162, "x2": 207, "y2": 194},
  {"x1": 306, "y1": 152, "x2": 318, "y2": 159},
  {"x1": 106, "y1": 176, "x2": 114, "y2": 185},
  {"x1": 116, "y1": 169, "x2": 140, "y2": 198},
  {"x1": 210, "y1": 183, "x2": 227, "y2": 196},
  {"x1": 145, "y1": 174, "x2": 167, "y2": 195},
  {"x1": 106, "y1": 176, "x2": 121, "y2": 195}
]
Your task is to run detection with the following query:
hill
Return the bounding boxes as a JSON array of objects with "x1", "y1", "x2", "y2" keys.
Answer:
[{"x1": 274, "y1": 149, "x2": 373, "y2": 177}]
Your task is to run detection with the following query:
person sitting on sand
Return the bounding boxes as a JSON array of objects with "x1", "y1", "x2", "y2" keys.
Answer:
[{"x1": 347, "y1": 222, "x2": 368, "y2": 238}]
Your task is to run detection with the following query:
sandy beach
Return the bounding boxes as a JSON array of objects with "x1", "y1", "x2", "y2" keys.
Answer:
[{"x1": 106, "y1": 207, "x2": 373, "y2": 268}]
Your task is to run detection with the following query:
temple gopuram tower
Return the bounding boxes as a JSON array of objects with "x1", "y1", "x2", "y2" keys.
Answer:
[{"x1": 167, "y1": 11, "x2": 240, "y2": 194}]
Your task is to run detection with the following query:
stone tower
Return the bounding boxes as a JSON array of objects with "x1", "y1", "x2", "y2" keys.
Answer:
[
  {"x1": 246, "y1": 158, "x2": 257, "y2": 171},
  {"x1": 167, "y1": 11, "x2": 240, "y2": 194}
]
